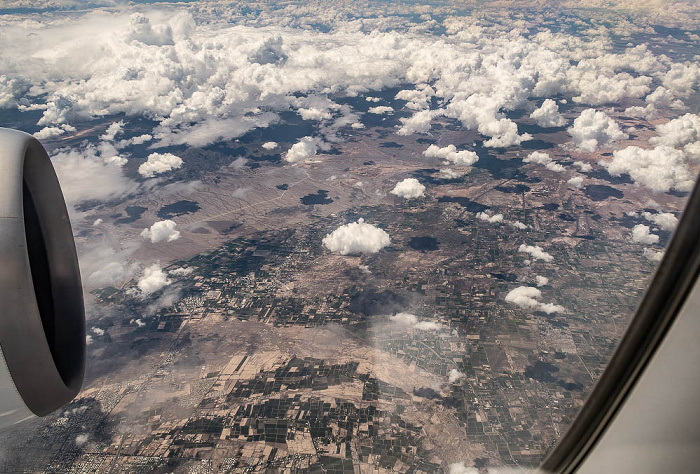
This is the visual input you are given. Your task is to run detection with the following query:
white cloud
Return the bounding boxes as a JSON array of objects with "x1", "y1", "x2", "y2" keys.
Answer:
[
  {"x1": 414, "y1": 321, "x2": 440, "y2": 330},
  {"x1": 262, "y1": 141, "x2": 278, "y2": 150},
  {"x1": 448, "y1": 369, "x2": 465, "y2": 384},
  {"x1": 650, "y1": 113, "x2": 700, "y2": 148},
  {"x1": 390, "y1": 178, "x2": 425, "y2": 199},
  {"x1": 505, "y1": 286, "x2": 564, "y2": 314},
  {"x1": 138, "y1": 152, "x2": 183, "y2": 178},
  {"x1": 643, "y1": 248, "x2": 665, "y2": 262},
  {"x1": 535, "y1": 275, "x2": 549, "y2": 287},
  {"x1": 631, "y1": 224, "x2": 659, "y2": 245},
  {"x1": 137, "y1": 264, "x2": 171, "y2": 294},
  {"x1": 480, "y1": 118, "x2": 532, "y2": 148},
  {"x1": 170, "y1": 266, "x2": 194, "y2": 276},
  {"x1": 0, "y1": 5, "x2": 694, "y2": 161},
  {"x1": 285, "y1": 136, "x2": 318, "y2": 163},
  {"x1": 33, "y1": 126, "x2": 66, "y2": 140},
  {"x1": 569, "y1": 109, "x2": 627, "y2": 152},
  {"x1": 101, "y1": 120, "x2": 124, "y2": 141},
  {"x1": 397, "y1": 109, "x2": 439, "y2": 135},
  {"x1": 367, "y1": 105, "x2": 394, "y2": 114},
  {"x1": 438, "y1": 168, "x2": 464, "y2": 179},
  {"x1": 449, "y1": 462, "x2": 479, "y2": 474},
  {"x1": 92, "y1": 218, "x2": 103, "y2": 226},
  {"x1": 600, "y1": 145, "x2": 693, "y2": 193},
  {"x1": 51, "y1": 146, "x2": 138, "y2": 208},
  {"x1": 573, "y1": 161, "x2": 593, "y2": 172},
  {"x1": 423, "y1": 144, "x2": 478, "y2": 166},
  {"x1": 476, "y1": 211, "x2": 504, "y2": 224},
  {"x1": 389, "y1": 312, "x2": 441, "y2": 331},
  {"x1": 642, "y1": 211, "x2": 678, "y2": 231},
  {"x1": 92, "y1": 327, "x2": 105, "y2": 336},
  {"x1": 530, "y1": 99, "x2": 566, "y2": 127},
  {"x1": 140, "y1": 220, "x2": 181, "y2": 243},
  {"x1": 396, "y1": 84, "x2": 434, "y2": 110},
  {"x1": 509, "y1": 221, "x2": 529, "y2": 230},
  {"x1": 518, "y1": 244, "x2": 554, "y2": 263},
  {"x1": 323, "y1": 218, "x2": 391, "y2": 255},
  {"x1": 568, "y1": 176, "x2": 584, "y2": 188},
  {"x1": 390, "y1": 312, "x2": 418, "y2": 326},
  {"x1": 523, "y1": 151, "x2": 565, "y2": 172},
  {"x1": 75, "y1": 434, "x2": 89, "y2": 447}
]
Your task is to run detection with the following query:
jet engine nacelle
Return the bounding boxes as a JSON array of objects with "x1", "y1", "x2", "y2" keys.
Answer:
[{"x1": 0, "y1": 128, "x2": 85, "y2": 430}]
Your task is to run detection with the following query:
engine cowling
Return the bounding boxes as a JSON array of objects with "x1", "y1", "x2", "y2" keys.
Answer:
[{"x1": 0, "y1": 128, "x2": 85, "y2": 429}]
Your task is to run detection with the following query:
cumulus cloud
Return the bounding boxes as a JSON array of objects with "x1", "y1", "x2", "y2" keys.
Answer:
[
  {"x1": 600, "y1": 145, "x2": 693, "y2": 193},
  {"x1": 75, "y1": 434, "x2": 89, "y2": 447},
  {"x1": 573, "y1": 161, "x2": 593, "y2": 172},
  {"x1": 140, "y1": 220, "x2": 181, "y2": 243},
  {"x1": 518, "y1": 244, "x2": 554, "y2": 262},
  {"x1": 631, "y1": 224, "x2": 659, "y2": 245},
  {"x1": 323, "y1": 218, "x2": 391, "y2": 255},
  {"x1": 367, "y1": 105, "x2": 394, "y2": 114},
  {"x1": 389, "y1": 312, "x2": 441, "y2": 331},
  {"x1": 505, "y1": 286, "x2": 564, "y2": 314},
  {"x1": 642, "y1": 211, "x2": 678, "y2": 231},
  {"x1": 34, "y1": 125, "x2": 74, "y2": 140},
  {"x1": 138, "y1": 152, "x2": 183, "y2": 178},
  {"x1": 101, "y1": 121, "x2": 124, "y2": 141},
  {"x1": 397, "y1": 109, "x2": 439, "y2": 135},
  {"x1": 480, "y1": 118, "x2": 532, "y2": 148},
  {"x1": 523, "y1": 151, "x2": 565, "y2": 172},
  {"x1": 438, "y1": 168, "x2": 464, "y2": 179},
  {"x1": 285, "y1": 136, "x2": 319, "y2": 163},
  {"x1": 530, "y1": 99, "x2": 566, "y2": 127},
  {"x1": 390, "y1": 178, "x2": 425, "y2": 199},
  {"x1": 423, "y1": 144, "x2": 478, "y2": 166},
  {"x1": 262, "y1": 141, "x2": 278, "y2": 150},
  {"x1": 568, "y1": 176, "x2": 584, "y2": 188},
  {"x1": 137, "y1": 264, "x2": 171, "y2": 294},
  {"x1": 643, "y1": 248, "x2": 665, "y2": 262},
  {"x1": 569, "y1": 109, "x2": 627, "y2": 152},
  {"x1": 448, "y1": 369, "x2": 465, "y2": 384},
  {"x1": 535, "y1": 275, "x2": 549, "y2": 287},
  {"x1": 650, "y1": 113, "x2": 700, "y2": 148},
  {"x1": 476, "y1": 211, "x2": 504, "y2": 224},
  {"x1": 509, "y1": 221, "x2": 529, "y2": 230}
]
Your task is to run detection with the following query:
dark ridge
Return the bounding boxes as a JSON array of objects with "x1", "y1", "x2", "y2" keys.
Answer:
[
  {"x1": 276, "y1": 183, "x2": 289, "y2": 190},
  {"x1": 540, "y1": 203, "x2": 559, "y2": 211},
  {"x1": 380, "y1": 141, "x2": 402, "y2": 148}
]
